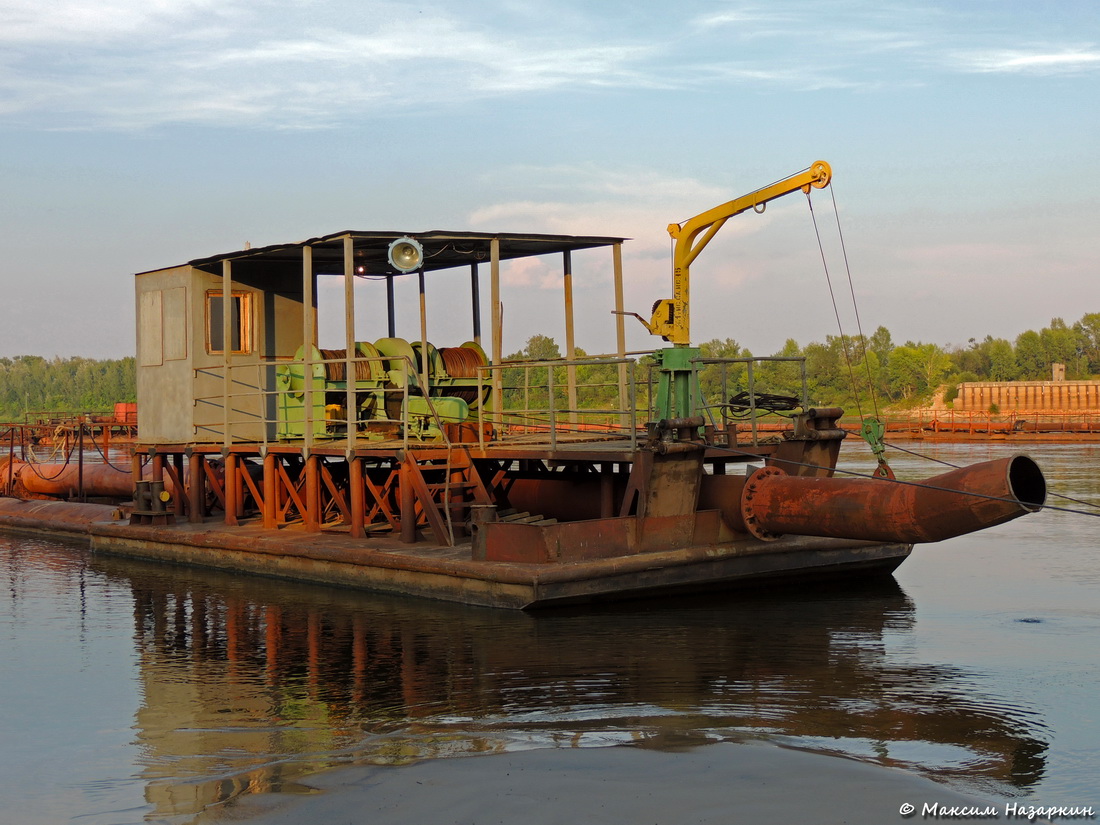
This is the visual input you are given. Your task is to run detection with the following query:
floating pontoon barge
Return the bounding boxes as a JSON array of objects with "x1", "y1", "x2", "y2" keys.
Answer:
[{"x1": 0, "y1": 163, "x2": 1047, "y2": 607}]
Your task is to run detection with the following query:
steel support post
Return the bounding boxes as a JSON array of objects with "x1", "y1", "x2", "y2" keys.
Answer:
[
  {"x1": 76, "y1": 421, "x2": 84, "y2": 501},
  {"x1": 419, "y1": 271, "x2": 430, "y2": 399},
  {"x1": 387, "y1": 276, "x2": 396, "y2": 338},
  {"x1": 6, "y1": 428, "x2": 15, "y2": 494},
  {"x1": 613, "y1": 243, "x2": 629, "y2": 430},
  {"x1": 302, "y1": 245, "x2": 315, "y2": 451},
  {"x1": 222, "y1": 260, "x2": 232, "y2": 452},
  {"x1": 172, "y1": 453, "x2": 186, "y2": 517},
  {"x1": 490, "y1": 238, "x2": 502, "y2": 426},
  {"x1": 349, "y1": 456, "x2": 365, "y2": 538},
  {"x1": 263, "y1": 452, "x2": 278, "y2": 529},
  {"x1": 470, "y1": 262, "x2": 481, "y2": 343},
  {"x1": 563, "y1": 250, "x2": 578, "y2": 426},
  {"x1": 305, "y1": 454, "x2": 320, "y2": 531},
  {"x1": 224, "y1": 453, "x2": 239, "y2": 526},
  {"x1": 187, "y1": 453, "x2": 204, "y2": 523},
  {"x1": 400, "y1": 459, "x2": 417, "y2": 543},
  {"x1": 343, "y1": 236, "x2": 356, "y2": 444}
]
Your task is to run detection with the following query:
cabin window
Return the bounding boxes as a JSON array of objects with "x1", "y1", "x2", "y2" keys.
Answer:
[{"x1": 205, "y1": 290, "x2": 253, "y2": 355}]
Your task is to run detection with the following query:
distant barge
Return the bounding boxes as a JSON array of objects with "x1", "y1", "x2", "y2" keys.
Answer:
[{"x1": 0, "y1": 162, "x2": 1047, "y2": 608}]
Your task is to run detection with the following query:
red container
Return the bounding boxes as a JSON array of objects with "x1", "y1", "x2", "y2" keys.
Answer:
[{"x1": 114, "y1": 402, "x2": 138, "y2": 425}]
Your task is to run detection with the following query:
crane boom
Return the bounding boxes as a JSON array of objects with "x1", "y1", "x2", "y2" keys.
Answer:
[{"x1": 649, "y1": 160, "x2": 832, "y2": 346}]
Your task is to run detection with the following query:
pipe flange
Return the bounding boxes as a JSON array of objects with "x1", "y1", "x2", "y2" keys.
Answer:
[{"x1": 741, "y1": 466, "x2": 786, "y2": 542}]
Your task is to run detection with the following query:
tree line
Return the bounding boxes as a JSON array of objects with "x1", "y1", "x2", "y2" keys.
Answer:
[
  {"x1": 503, "y1": 311, "x2": 1100, "y2": 415},
  {"x1": 0, "y1": 356, "x2": 136, "y2": 420},
  {"x1": 1, "y1": 311, "x2": 1096, "y2": 421}
]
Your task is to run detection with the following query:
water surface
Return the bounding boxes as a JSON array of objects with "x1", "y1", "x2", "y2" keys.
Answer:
[{"x1": 1, "y1": 442, "x2": 1097, "y2": 823}]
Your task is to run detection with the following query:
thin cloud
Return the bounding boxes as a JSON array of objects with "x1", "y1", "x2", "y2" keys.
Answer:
[
  {"x1": 0, "y1": 3, "x2": 661, "y2": 129},
  {"x1": 1, "y1": 1, "x2": 1097, "y2": 130},
  {"x1": 0, "y1": 0, "x2": 234, "y2": 44},
  {"x1": 689, "y1": 8, "x2": 799, "y2": 31},
  {"x1": 953, "y1": 47, "x2": 1100, "y2": 74}
]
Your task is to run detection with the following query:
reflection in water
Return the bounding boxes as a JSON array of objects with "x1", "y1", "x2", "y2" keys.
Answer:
[{"x1": 80, "y1": 552, "x2": 1050, "y2": 821}]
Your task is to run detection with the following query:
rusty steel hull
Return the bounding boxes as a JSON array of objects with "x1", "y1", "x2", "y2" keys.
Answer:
[{"x1": 0, "y1": 498, "x2": 912, "y2": 608}]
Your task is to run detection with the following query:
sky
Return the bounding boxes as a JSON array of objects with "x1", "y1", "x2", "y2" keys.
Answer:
[{"x1": 1, "y1": 0, "x2": 1097, "y2": 360}]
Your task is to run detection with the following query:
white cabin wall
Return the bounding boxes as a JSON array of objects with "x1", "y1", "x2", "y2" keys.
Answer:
[{"x1": 135, "y1": 266, "x2": 194, "y2": 444}]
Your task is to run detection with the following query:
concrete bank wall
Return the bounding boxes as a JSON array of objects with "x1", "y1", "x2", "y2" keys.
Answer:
[{"x1": 956, "y1": 381, "x2": 1100, "y2": 412}]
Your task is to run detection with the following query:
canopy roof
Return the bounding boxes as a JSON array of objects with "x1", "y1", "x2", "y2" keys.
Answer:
[{"x1": 140, "y1": 230, "x2": 628, "y2": 279}]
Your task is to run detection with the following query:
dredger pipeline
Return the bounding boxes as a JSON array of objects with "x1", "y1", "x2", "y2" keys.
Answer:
[
  {"x1": 505, "y1": 455, "x2": 1046, "y2": 546},
  {"x1": 0, "y1": 458, "x2": 173, "y2": 502}
]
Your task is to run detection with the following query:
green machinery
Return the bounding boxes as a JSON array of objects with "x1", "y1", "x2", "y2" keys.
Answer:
[{"x1": 275, "y1": 338, "x2": 490, "y2": 441}]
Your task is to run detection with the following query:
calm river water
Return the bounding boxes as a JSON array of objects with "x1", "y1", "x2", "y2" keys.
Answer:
[{"x1": 1, "y1": 442, "x2": 1098, "y2": 824}]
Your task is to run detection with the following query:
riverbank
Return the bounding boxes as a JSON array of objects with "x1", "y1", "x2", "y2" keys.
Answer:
[{"x1": 195, "y1": 742, "x2": 997, "y2": 825}]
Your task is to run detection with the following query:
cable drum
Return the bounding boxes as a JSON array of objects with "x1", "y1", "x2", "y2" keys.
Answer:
[
  {"x1": 439, "y1": 344, "x2": 488, "y2": 405},
  {"x1": 318, "y1": 349, "x2": 375, "y2": 382},
  {"x1": 439, "y1": 346, "x2": 483, "y2": 378}
]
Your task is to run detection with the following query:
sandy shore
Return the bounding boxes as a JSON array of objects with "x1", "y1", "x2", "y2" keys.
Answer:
[{"x1": 196, "y1": 741, "x2": 997, "y2": 825}]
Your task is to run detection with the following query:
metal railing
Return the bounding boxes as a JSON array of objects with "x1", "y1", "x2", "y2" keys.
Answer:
[
  {"x1": 476, "y1": 356, "x2": 640, "y2": 451},
  {"x1": 188, "y1": 351, "x2": 812, "y2": 451},
  {"x1": 687, "y1": 355, "x2": 809, "y2": 447},
  {"x1": 192, "y1": 352, "x2": 459, "y2": 452}
]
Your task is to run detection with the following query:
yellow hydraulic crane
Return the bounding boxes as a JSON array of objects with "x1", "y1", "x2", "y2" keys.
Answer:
[
  {"x1": 632, "y1": 160, "x2": 832, "y2": 422},
  {"x1": 646, "y1": 160, "x2": 832, "y2": 346}
]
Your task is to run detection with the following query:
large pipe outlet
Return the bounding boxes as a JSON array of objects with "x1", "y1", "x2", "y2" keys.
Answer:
[{"x1": 741, "y1": 455, "x2": 1046, "y2": 544}]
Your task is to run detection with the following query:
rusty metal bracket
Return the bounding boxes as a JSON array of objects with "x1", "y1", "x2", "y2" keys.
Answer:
[{"x1": 645, "y1": 415, "x2": 706, "y2": 454}]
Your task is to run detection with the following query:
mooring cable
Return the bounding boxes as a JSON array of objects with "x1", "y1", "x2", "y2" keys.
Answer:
[
  {"x1": 84, "y1": 427, "x2": 135, "y2": 474},
  {"x1": 20, "y1": 439, "x2": 75, "y2": 481},
  {"x1": 866, "y1": 434, "x2": 1100, "y2": 511}
]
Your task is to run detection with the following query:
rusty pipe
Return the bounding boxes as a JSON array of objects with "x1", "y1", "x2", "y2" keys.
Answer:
[
  {"x1": 4, "y1": 460, "x2": 178, "y2": 500},
  {"x1": 19, "y1": 463, "x2": 137, "y2": 498},
  {"x1": 740, "y1": 455, "x2": 1045, "y2": 543}
]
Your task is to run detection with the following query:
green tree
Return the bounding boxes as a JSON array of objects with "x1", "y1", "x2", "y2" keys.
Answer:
[
  {"x1": 1073, "y1": 312, "x2": 1100, "y2": 373},
  {"x1": 1040, "y1": 318, "x2": 1084, "y2": 376},
  {"x1": 1015, "y1": 330, "x2": 1046, "y2": 380},
  {"x1": 0, "y1": 355, "x2": 136, "y2": 420},
  {"x1": 696, "y1": 338, "x2": 750, "y2": 410},
  {"x1": 988, "y1": 338, "x2": 1019, "y2": 381},
  {"x1": 887, "y1": 345, "x2": 923, "y2": 399}
]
